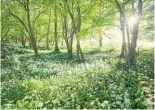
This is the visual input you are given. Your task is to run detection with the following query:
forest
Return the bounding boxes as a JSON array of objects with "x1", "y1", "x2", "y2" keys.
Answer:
[{"x1": 1, "y1": 0, "x2": 154, "y2": 109}]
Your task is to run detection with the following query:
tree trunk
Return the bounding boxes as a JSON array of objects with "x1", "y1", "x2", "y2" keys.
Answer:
[
  {"x1": 77, "y1": 40, "x2": 84, "y2": 61},
  {"x1": 64, "y1": 0, "x2": 75, "y2": 59},
  {"x1": 63, "y1": 21, "x2": 70, "y2": 57},
  {"x1": 99, "y1": 5, "x2": 102, "y2": 47},
  {"x1": 115, "y1": 0, "x2": 127, "y2": 59},
  {"x1": 126, "y1": 23, "x2": 130, "y2": 61},
  {"x1": 129, "y1": 20, "x2": 140, "y2": 64},
  {"x1": 120, "y1": 12, "x2": 127, "y2": 58},
  {"x1": 129, "y1": 0, "x2": 142, "y2": 64},
  {"x1": 54, "y1": 0, "x2": 60, "y2": 52},
  {"x1": 26, "y1": 0, "x2": 38, "y2": 56},
  {"x1": 61, "y1": 22, "x2": 64, "y2": 46},
  {"x1": 69, "y1": 35, "x2": 73, "y2": 58},
  {"x1": 46, "y1": 7, "x2": 52, "y2": 49},
  {"x1": 20, "y1": 32, "x2": 26, "y2": 47},
  {"x1": 99, "y1": 29, "x2": 102, "y2": 47},
  {"x1": 61, "y1": 38, "x2": 64, "y2": 46},
  {"x1": 63, "y1": 7, "x2": 70, "y2": 58},
  {"x1": 76, "y1": 0, "x2": 84, "y2": 62}
]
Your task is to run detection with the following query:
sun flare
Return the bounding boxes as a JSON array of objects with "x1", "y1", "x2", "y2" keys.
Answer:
[{"x1": 128, "y1": 16, "x2": 138, "y2": 27}]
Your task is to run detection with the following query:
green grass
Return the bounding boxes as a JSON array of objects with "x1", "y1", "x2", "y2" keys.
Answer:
[{"x1": 1, "y1": 46, "x2": 154, "y2": 109}]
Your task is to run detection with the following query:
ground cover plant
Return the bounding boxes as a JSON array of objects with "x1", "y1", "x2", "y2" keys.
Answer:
[{"x1": 1, "y1": 46, "x2": 154, "y2": 109}]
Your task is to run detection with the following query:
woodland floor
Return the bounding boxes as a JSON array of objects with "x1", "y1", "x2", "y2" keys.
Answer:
[{"x1": 1, "y1": 41, "x2": 154, "y2": 109}]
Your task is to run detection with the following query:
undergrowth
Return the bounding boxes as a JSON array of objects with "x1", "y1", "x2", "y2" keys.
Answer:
[{"x1": 1, "y1": 47, "x2": 154, "y2": 109}]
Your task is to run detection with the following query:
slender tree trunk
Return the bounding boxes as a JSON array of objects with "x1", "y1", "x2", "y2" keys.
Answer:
[
  {"x1": 130, "y1": 21, "x2": 139, "y2": 64},
  {"x1": 63, "y1": 21, "x2": 70, "y2": 56},
  {"x1": 120, "y1": 11, "x2": 127, "y2": 58},
  {"x1": 20, "y1": 29, "x2": 26, "y2": 47},
  {"x1": 99, "y1": 29, "x2": 102, "y2": 47},
  {"x1": 61, "y1": 38, "x2": 64, "y2": 46},
  {"x1": 26, "y1": 0, "x2": 38, "y2": 56},
  {"x1": 76, "y1": 0, "x2": 84, "y2": 61},
  {"x1": 63, "y1": 1, "x2": 71, "y2": 58},
  {"x1": 126, "y1": 23, "x2": 130, "y2": 61},
  {"x1": 65, "y1": 0, "x2": 75, "y2": 59},
  {"x1": 69, "y1": 35, "x2": 73, "y2": 58},
  {"x1": 129, "y1": 0, "x2": 142, "y2": 64},
  {"x1": 54, "y1": 0, "x2": 60, "y2": 52},
  {"x1": 99, "y1": 5, "x2": 102, "y2": 47},
  {"x1": 21, "y1": 36, "x2": 26, "y2": 47},
  {"x1": 46, "y1": 7, "x2": 52, "y2": 49},
  {"x1": 77, "y1": 40, "x2": 80, "y2": 61},
  {"x1": 115, "y1": 0, "x2": 127, "y2": 59},
  {"x1": 77, "y1": 40, "x2": 84, "y2": 61},
  {"x1": 61, "y1": 22, "x2": 64, "y2": 46},
  {"x1": 50, "y1": 35, "x2": 54, "y2": 46},
  {"x1": 63, "y1": 10, "x2": 70, "y2": 58}
]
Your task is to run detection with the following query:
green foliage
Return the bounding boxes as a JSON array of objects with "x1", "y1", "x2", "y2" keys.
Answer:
[
  {"x1": 1, "y1": 41, "x2": 17, "y2": 58},
  {"x1": 2, "y1": 47, "x2": 153, "y2": 109}
]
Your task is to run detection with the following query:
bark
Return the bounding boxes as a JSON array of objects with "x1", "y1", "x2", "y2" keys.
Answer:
[
  {"x1": 63, "y1": 1, "x2": 70, "y2": 58},
  {"x1": 20, "y1": 29, "x2": 26, "y2": 47},
  {"x1": 46, "y1": 7, "x2": 52, "y2": 49},
  {"x1": 21, "y1": 11, "x2": 26, "y2": 47},
  {"x1": 99, "y1": 29, "x2": 102, "y2": 47},
  {"x1": 129, "y1": 0, "x2": 142, "y2": 64},
  {"x1": 129, "y1": 21, "x2": 139, "y2": 64},
  {"x1": 76, "y1": 0, "x2": 84, "y2": 62},
  {"x1": 115, "y1": 0, "x2": 126, "y2": 58},
  {"x1": 64, "y1": 0, "x2": 84, "y2": 60},
  {"x1": 63, "y1": 11, "x2": 70, "y2": 58},
  {"x1": 54, "y1": 0, "x2": 60, "y2": 52},
  {"x1": 99, "y1": 5, "x2": 102, "y2": 47},
  {"x1": 126, "y1": 23, "x2": 130, "y2": 61},
  {"x1": 63, "y1": 19, "x2": 70, "y2": 55},
  {"x1": 61, "y1": 19, "x2": 65, "y2": 46},
  {"x1": 69, "y1": 34, "x2": 73, "y2": 58},
  {"x1": 61, "y1": 38, "x2": 64, "y2": 46},
  {"x1": 115, "y1": 0, "x2": 127, "y2": 59},
  {"x1": 21, "y1": 36, "x2": 26, "y2": 47},
  {"x1": 26, "y1": 0, "x2": 38, "y2": 56},
  {"x1": 120, "y1": 8, "x2": 127, "y2": 59},
  {"x1": 65, "y1": 0, "x2": 76, "y2": 59}
]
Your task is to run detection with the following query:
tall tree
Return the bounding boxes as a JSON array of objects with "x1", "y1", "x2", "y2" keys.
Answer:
[
  {"x1": 76, "y1": 0, "x2": 84, "y2": 61},
  {"x1": 62, "y1": 1, "x2": 71, "y2": 58},
  {"x1": 129, "y1": 0, "x2": 142, "y2": 64},
  {"x1": 64, "y1": 0, "x2": 77, "y2": 58},
  {"x1": 46, "y1": 7, "x2": 52, "y2": 49},
  {"x1": 8, "y1": 0, "x2": 39, "y2": 56},
  {"x1": 54, "y1": 0, "x2": 60, "y2": 52},
  {"x1": 114, "y1": 0, "x2": 128, "y2": 59},
  {"x1": 26, "y1": 0, "x2": 38, "y2": 55}
]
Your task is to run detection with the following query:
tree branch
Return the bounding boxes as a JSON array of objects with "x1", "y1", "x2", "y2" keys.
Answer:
[
  {"x1": 8, "y1": 8, "x2": 30, "y2": 36},
  {"x1": 34, "y1": 8, "x2": 48, "y2": 23},
  {"x1": 114, "y1": 0, "x2": 121, "y2": 12},
  {"x1": 123, "y1": 0, "x2": 131, "y2": 5}
]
